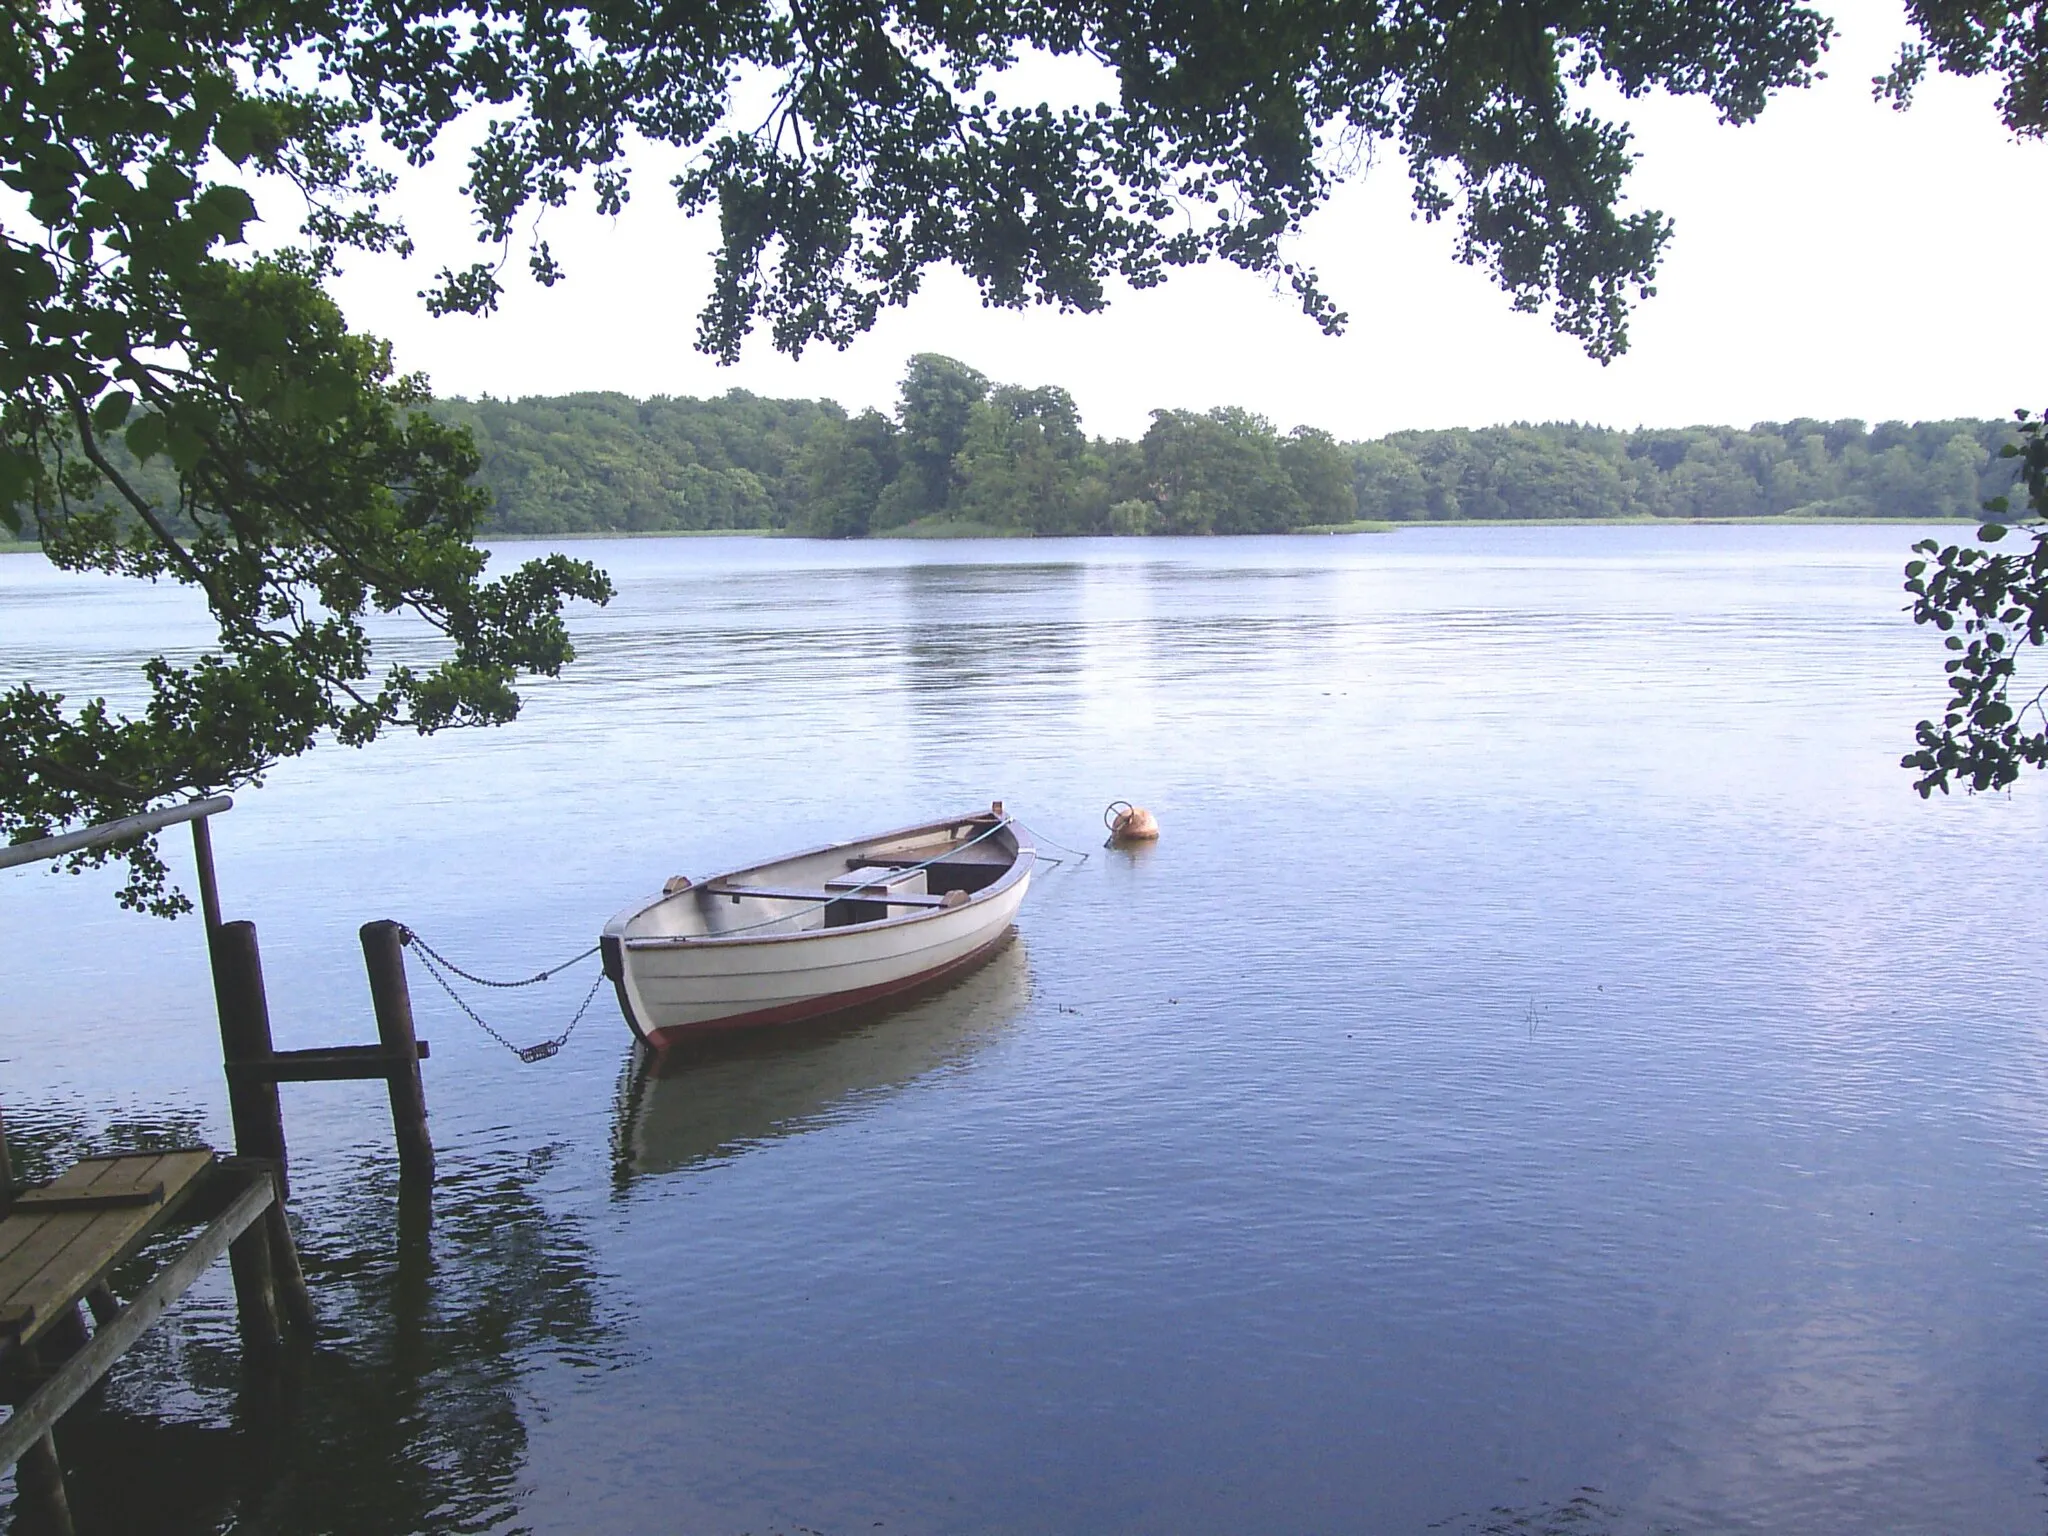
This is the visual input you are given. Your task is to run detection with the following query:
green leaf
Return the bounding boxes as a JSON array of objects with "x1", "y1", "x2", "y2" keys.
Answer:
[
  {"x1": 192, "y1": 184, "x2": 259, "y2": 246},
  {"x1": 169, "y1": 108, "x2": 213, "y2": 158},
  {"x1": 144, "y1": 161, "x2": 197, "y2": 205},
  {"x1": 123, "y1": 413, "x2": 166, "y2": 462},
  {"x1": 1980, "y1": 523, "x2": 2009, "y2": 542},
  {"x1": 213, "y1": 112, "x2": 254, "y2": 166},
  {"x1": 91, "y1": 391, "x2": 134, "y2": 432},
  {"x1": 163, "y1": 418, "x2": 207, "y2": 474}
]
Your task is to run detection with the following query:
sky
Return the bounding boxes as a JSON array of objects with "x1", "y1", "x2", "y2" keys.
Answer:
[{"x1": 321, "y1": 2, "x2": 2048, "y2": 442}]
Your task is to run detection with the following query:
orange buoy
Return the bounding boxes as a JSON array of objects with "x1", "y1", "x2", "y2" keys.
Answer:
[{"x1": 1104, "y1": 800, "x2": 1160, "y2": 843}]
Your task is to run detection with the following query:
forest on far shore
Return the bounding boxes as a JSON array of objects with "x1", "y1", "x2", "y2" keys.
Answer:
[
  {"x1": 52, "y1": 354, "x2": 2022, "y2": 546},
  {"x1": 443, "y1": 355, "x2": 2022, "y2": 538}
]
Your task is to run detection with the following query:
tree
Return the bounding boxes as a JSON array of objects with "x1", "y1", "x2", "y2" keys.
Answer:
[
  {"x1": 1880, "y1": 4, "x2": 2048, "y2": 136},
  {"x1": 1278, "y1": 428, "x2": 1357, "y2": 526},
  {"x1": 1, "y1": 255, "x2": 612, "y2": 912},
  {"x1": 379, "y1": 383, "x2": 2022, "y2": 539},
  {"x1": 1142, "y1": 408, "x2": 1304, "y2": 534},
  {"x1": 956, "y1": 384, "x2": 1101, "y2": 533},
  {"x1": 801, "y1": 408, "x2": 900, "y2": 538},
  {"x1": 2, "y1": 2, "x2": 621, "y2": 910},
  {"x1": 894, "y1": 354, "x2": 991, "y2": 520},
  {"x1": 1353, "y1": 442, "x2": 1430, "y2": 521}
]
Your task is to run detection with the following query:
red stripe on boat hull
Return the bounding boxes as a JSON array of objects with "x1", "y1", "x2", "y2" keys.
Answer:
[{"x1": 637, "y1": 926, "x2": 1018, "y2": 1052}]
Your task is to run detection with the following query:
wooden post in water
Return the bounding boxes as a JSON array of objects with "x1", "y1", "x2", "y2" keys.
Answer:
[
  {"x1": 213, "y1": 922, "x2": 289, "y2": 1188},
  {"x1": 210, "y1": 920, "x2": 319, "y2": 1336},
  {"x1": 226, "y1": 1223, "x2": 281, "y2": 1360},
  {"x1": 264, "y1": 1201, "x2": 315, "y2": 1336},
  {"x1": 14, "y1": 1428, "x2": 74, "y2": 1536},
  {"x1": 6, "y1": 1340, "x2": 74, "y2": 1536},
  {"x1": 191, "y1": 817, "x2": 323, "y2": 1339},
  {"x1": 190, "y1": 814, "x2": 225, "y2": 943},
  {"x1": 360, "y1": 921, "x2": 435, "y2": 1187},
  {"x1": 0, "y1": 1100, "x2": 14, "y2": 1211}
]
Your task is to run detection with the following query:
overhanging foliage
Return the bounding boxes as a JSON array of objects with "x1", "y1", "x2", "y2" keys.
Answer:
[{"x1": 1904, "y1": 414, "x2": 2048, "y2": 797}]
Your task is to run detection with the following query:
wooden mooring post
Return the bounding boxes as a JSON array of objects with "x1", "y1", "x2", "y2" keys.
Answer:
[
  {"x1": 359, "y1": 920, "x2": 436, "y2": 1187},
  {"x1": 194, "y1": 827, "x2": 319, "y2": 1339},
  {"x1": 212, "y1": 922, "x2": 289, "y2": 1187},
  {"x1": 13, "y1": 1419, "x2": 73, "y2": 1536},
  {"x1": 194, "y1": 818, "x2": 436, "y2": 1208}
]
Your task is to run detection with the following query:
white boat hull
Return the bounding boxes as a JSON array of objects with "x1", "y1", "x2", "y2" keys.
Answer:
[{"x1": 601, "y1": 811, "x2": 1033, "y2": 1050}]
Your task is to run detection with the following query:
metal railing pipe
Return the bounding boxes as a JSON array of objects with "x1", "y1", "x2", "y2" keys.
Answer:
[{"x1": 0, "y1": 797, "x2": 233, "y2": 872}]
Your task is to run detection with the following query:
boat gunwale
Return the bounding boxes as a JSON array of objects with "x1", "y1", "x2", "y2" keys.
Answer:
[{"x1": 604, "y1": 812, "x2": 1034, "y2": 950}]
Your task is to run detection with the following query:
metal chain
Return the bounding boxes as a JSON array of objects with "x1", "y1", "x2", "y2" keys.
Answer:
[
  {"x1": 401, "y1": 929, "x2": 606, "y2": 1063},
  {"x1": 397, "y1": 927, "x2": 600, "y2": 988}
]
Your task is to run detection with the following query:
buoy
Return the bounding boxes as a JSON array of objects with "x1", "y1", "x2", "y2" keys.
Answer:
[{"x1": 1104, "y1": 800, "x2": 1160, "y2": 844}]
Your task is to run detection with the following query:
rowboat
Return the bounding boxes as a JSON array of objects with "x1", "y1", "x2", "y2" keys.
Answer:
[{"x1": 599, "y1": 805, "x2": 1034, "y2": 1051}]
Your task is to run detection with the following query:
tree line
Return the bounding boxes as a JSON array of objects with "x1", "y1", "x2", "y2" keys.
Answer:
[
  {"x1": 49, "y1": 354, "x2": 2020, "y2": 545},
  {"x1": 439, "y1": 355, "x2": 2019, "y2": 538}
]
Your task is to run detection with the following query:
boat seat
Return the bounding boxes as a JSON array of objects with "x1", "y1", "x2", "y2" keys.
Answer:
[
  {"x1": 828, "y1": 864, "x2": 928, "y2": 891},
  {"x1": 857, "y1": 853, "x2": 1009, "y2": 895},
  {"x1": 859, "y1": 847, "x2": 1009, "y2": 869},
  {"x1": 705, "y1": 883, "x2": 947, "y2": 908}
]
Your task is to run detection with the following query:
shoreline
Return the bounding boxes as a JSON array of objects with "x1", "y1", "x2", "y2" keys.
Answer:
[
  {"x1": 0, "y1": 516, "x2": 1985, "y2": 559},
  {"x1": 468, "y1": 514, "x2": 1991, "y2": 542}
]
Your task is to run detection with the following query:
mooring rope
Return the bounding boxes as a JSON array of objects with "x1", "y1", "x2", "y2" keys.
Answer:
[
  {"x1": 1030, "y1": 828, "x2": 1095, "y2": 865},
  {"x1": 398, "y1": 927, "x2": 604, "y2": 1063}
]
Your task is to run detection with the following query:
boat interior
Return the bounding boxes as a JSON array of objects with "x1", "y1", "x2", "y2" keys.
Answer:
[{"x1": 624, "y1": 815, "x2": 1020, "y2": 943}]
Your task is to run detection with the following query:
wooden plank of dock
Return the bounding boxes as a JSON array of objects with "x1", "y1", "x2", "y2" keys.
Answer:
[
  {"x1": 0, "y1": 1150, "x2": 214, "y2": 1350},
  {"x1": 0, "y1": 1163, "x2": 274, "y2": 1475}
]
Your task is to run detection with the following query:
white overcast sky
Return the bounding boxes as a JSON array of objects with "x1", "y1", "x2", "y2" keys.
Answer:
[{"x1": 321, "y1": 1, "x2": 2048, "y2": 441}]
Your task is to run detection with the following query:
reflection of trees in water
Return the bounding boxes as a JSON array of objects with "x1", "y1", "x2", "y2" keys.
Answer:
[
  {"x1": 1, "y1": 1103, "x2": 211, "y2": 1187},
  {"x1": 894, "y1": 561, "x2": 1084, "y2": 708},
  {"x1": 3, "y1": 1133, "x2": 620, "y2": 1536}
]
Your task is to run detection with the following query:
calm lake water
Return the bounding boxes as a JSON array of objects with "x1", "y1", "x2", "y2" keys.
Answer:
[{"x1": 5, "y1": 525, "x2": 2048, "y2": 1535}]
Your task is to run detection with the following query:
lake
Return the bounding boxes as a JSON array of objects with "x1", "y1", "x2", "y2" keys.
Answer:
[{"x1": 4, "y1": 525, "x2": 2047, "y2": 1535}]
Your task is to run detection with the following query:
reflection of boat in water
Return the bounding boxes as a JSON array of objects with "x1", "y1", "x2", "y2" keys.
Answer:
[
  {"x1": 601, "y1": 807, "x2": 1033, "y2": 1050},
  {"x1": 612, "y1": 931, "x2": 1030, "y2": 1183}
]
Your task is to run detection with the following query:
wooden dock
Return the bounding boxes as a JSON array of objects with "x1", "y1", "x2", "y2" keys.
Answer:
[
  {"x1": 2, "y1": 797, "x2": 444, "y2": 1528},
  {"x1": 0, "y1": 1151, "x2": 294, "y2": 1531}
]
